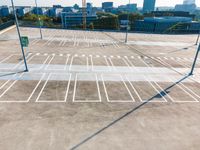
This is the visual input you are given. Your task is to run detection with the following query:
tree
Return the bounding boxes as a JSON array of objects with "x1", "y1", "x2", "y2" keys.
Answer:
[
  {"x1": 94, "y1": 12, "x2": 119, "y2": 30},
  {"x1": 118, "y1": 13, "x2": 143, "y2": 30},
  {"x1": 89, "y1": 23, "x2": 94, "y2": 30},
  {"x1": 73, "y1": 4, "x2": 79, "y2": 10},
  {"x1": 0, "y1": 19, "x2": 3, "y2": 24},
  {"x1": 94, "y1": 16, "x2": 119, "y2": 30}
]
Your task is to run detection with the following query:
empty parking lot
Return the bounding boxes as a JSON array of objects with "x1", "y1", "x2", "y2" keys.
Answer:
[{"x1": 0, "y1": 27, "x2": 200, "y2": 150}]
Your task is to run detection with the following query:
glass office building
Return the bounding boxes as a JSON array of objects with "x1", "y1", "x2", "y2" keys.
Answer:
[{"x1": 143, "y1": 0, "x2": 156, "y2": 13}]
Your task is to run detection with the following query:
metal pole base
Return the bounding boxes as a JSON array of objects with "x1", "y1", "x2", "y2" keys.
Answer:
[
  {"x1": 24, "y1": 69, "x2": 29, "y2": 72},
  {"x1": 189, "y1": 44, "x2": 200, "y2": 75}
]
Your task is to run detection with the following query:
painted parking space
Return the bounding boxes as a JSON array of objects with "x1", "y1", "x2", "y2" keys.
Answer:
[
  {"x1": 0, "y1": 55, "x2": 11, "y2": 63},
  {"x1": 102, "y1": 74, "x2": 134, "y2": 102},
  {"x1": 0, "y1": 55, "x2": 23, "y2": 69},
  {"x1": 73, "y1": 73, "x2": 101, "y2": 102},
  {"x1": 139, "y1": 57, "x2": 198, "y2": 102},
  {"x1": 181, "y1": 82, "x2": 200, "y2": 100},
  {"x1": 158, "y1": 57, "x2": 187, "y2": 68},
  {"x1": 0, "y1": 79, "x2": 13, "y2": 96},
  {"x1": 91, "y1": 56, "x2": 109, "y2": 66},
  {"x1": 46, "y1": 55, "x2": 69, "y2": 70},
  {"x1": 129, "y1": 81, "x2": 167, "y2": 102},
  {"x1": 0, "y1": 55, "x2": 21, "y2": 64},
  {"x1": 70, "y1": 55, "x2": 88, "y2": 71},
  {"x1": 0, "y1": 74, "x2": 43, "y2": 102},
  {"x1": 36, "y1": 73, "x2": 71, "y2": 102},
  {"x1": 28, "y1": 54, "x2": 49, "y2": 64},
  {"x1": 157, "y1": 82, "x2": 198, "y2": 102},
  {"x1": 109, "y1": 57, "x2": 129, "y2": 67},
  {"x1": 125, "y1": 56, "x2": 147, "y2": 67}
]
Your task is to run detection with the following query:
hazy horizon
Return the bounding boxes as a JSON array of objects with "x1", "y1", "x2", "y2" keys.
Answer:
[{"x1": 1, "y1": 0, "x2": 200, "y2": 7}]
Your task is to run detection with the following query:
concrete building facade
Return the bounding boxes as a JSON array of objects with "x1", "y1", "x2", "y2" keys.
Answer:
[{"x1": 133, "y1": 16, "x2": 200, "y2": 33}]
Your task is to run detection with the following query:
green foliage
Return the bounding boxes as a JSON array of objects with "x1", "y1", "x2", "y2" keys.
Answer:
[
  {"x1": 93, "y1": 12, "x2": 143, "y2": 30},
  {"x1": 22, "y1": 13, "x2": 52, "y2": 22},
  {"x1": 0, "y1": 14, "x2": 14, "y2": 23},
  {"x1": 21, "y1": 13, "x2": 62, "y2": 28},
  {"x1": 0, "y1": 18, "x2": 3, "y2": 24},
  {"x1": 92, "y1": 12, "x2": 119, "y2": 30},
  {"x1": 23, "y1": 13, "x2": 38, "y2": 21},
  {"x1": 94, "y1": 15, "x2": 119, "y2": 30},
  {"x1": 96, "y1": 12, "x2": 117, "y2": 18},
  {"x1": 89, "y1": 23, "x2": 94, "y2": 30},
  {"x1": 52, "y1": 17, "x2": 61, "y2": 23},
  {"x1": 19, "y1": 11, "x2": 144, "y2": 31},
  {"x1": 118, "y1": 13, "x2": 143, "y2": 30},
  {"x1": 129, "y1": 13, "x2": 144, "y2": 21}
]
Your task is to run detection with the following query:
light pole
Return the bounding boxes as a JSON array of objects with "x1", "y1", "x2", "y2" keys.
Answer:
[
  {"x1": 125, "y1": 0, "x2": 131, "y2": 43},
  {"x1": 11, "y1": 0, "x2": 28, "y2": 72},
  {"x1": 195, "y1": 30, "x2": 200, "y2": 45},
  {"x1": 34, "y1": 0, "x2": 43, "y2": 39},
  {"x1": 189, "y1": 43, "x2": 200, "y2": 75}
]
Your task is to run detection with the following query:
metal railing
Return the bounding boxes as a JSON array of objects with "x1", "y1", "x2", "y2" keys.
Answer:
[{"x1": 0, "y1": 20, "x2": 14, "y2": 31}]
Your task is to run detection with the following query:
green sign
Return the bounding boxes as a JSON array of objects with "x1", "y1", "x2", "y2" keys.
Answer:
[{"x1": 21, "y1": 36, "x2": 29, "y2": 47}]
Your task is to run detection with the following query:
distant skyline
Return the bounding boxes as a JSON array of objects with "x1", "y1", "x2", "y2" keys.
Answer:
[{"x1": 1, "y1": 0, "x2": 200, "y2": 7}]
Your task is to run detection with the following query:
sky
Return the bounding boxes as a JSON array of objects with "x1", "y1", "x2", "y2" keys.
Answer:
[{"x1": 1, "y1": 0, "x2": 200, "y2": 7}]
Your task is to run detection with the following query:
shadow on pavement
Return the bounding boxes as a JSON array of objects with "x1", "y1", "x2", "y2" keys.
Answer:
[{"x1": 70, "y1": 73, "x2": 191, "y2": 150}]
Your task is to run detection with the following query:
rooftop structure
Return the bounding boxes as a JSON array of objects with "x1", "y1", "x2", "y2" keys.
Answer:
[
  {"x1": 133, "y1": 16, "x2": 200, "y2": 33},
  {"x1": 0, "y1": 5, "x2": 10, "y2": 17}
]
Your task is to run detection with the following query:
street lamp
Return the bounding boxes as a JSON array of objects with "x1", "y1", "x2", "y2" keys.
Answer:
[
  {"x1": 125, "y1": 0, "x2": 131, "y2": 43},
  {"x1": 11, "y1": 0, "x2": 28, "y2": 72},
  {"x1": 195, "y1": 30, "x2": 200, "y2": 45},
  {"x1": 189, "y1": 43, "x2": 200, "y2": 75},
  {"x1": 34, "y1": 0, "x2": 43, "y2": 39}
]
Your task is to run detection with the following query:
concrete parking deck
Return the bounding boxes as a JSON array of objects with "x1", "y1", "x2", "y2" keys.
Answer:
[{"x1": 0, "y1": 27, "x2": 200, "y2": 150}]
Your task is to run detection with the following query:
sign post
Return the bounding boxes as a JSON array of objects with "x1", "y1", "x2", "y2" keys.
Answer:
[{"x1": 21, "y1": 36, "x2": 29, "y2": 47}]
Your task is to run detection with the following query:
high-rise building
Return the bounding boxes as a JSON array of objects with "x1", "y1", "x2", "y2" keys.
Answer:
[
  {"x1": 102, "y1": 2, "x2": 113, "y2": 10},
  {"x1": 0, "y1": 6, "x2": 10, "y2": 17},
  {"x1": 175, "y1": 0, "x2": 196, "y2": 13},
  {"x1": 87, "y1": 3, "x2": 93, "y2": 15},
  {"x1": 143, "y1": 0, "x2": 156, "y2": 13},
  {"x1": 118, "y1": 4, "x2": 137, "y2": 13},
  {"x1": 183, "y1": 0, "x2": 195, "y2": 5}
]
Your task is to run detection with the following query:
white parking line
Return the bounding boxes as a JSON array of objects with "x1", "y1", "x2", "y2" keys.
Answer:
[
  {"x1": 0, "y1": 55, "x2": 14, "y2": 63},
  {"x1": 0, "y1": 73, "x2": 24, "y2": 100},
  {"x1": 141, "y1": 58, "x2": 198, "y2": 103},
  {"x1": 69, "y1": 56, "x2": 88, "y2": 71},
  {"x1": 45, "y1": 55, "x2": 69, "y2": 70},
  {"x1": 27, "y1": 74, "x2": 45, "y2": 102},
  {"x1": 126, "y1": 57, "x2": 167, "y2": 102},
  {"x1": 125, "y1": 76, "x2": 142, "y2": 102},
  {"x1": 36, "y1": 73, "x2": 71, "y2": 102},
  {"x1": 73, "y1": 73, "x2": 101, "y2": 102},
  {"x1": 102, "y1": 74, "x2": 135, "y2": 102},
  {"x1": 168, "y1": 76, "x2": 200, "y2": 102}
]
